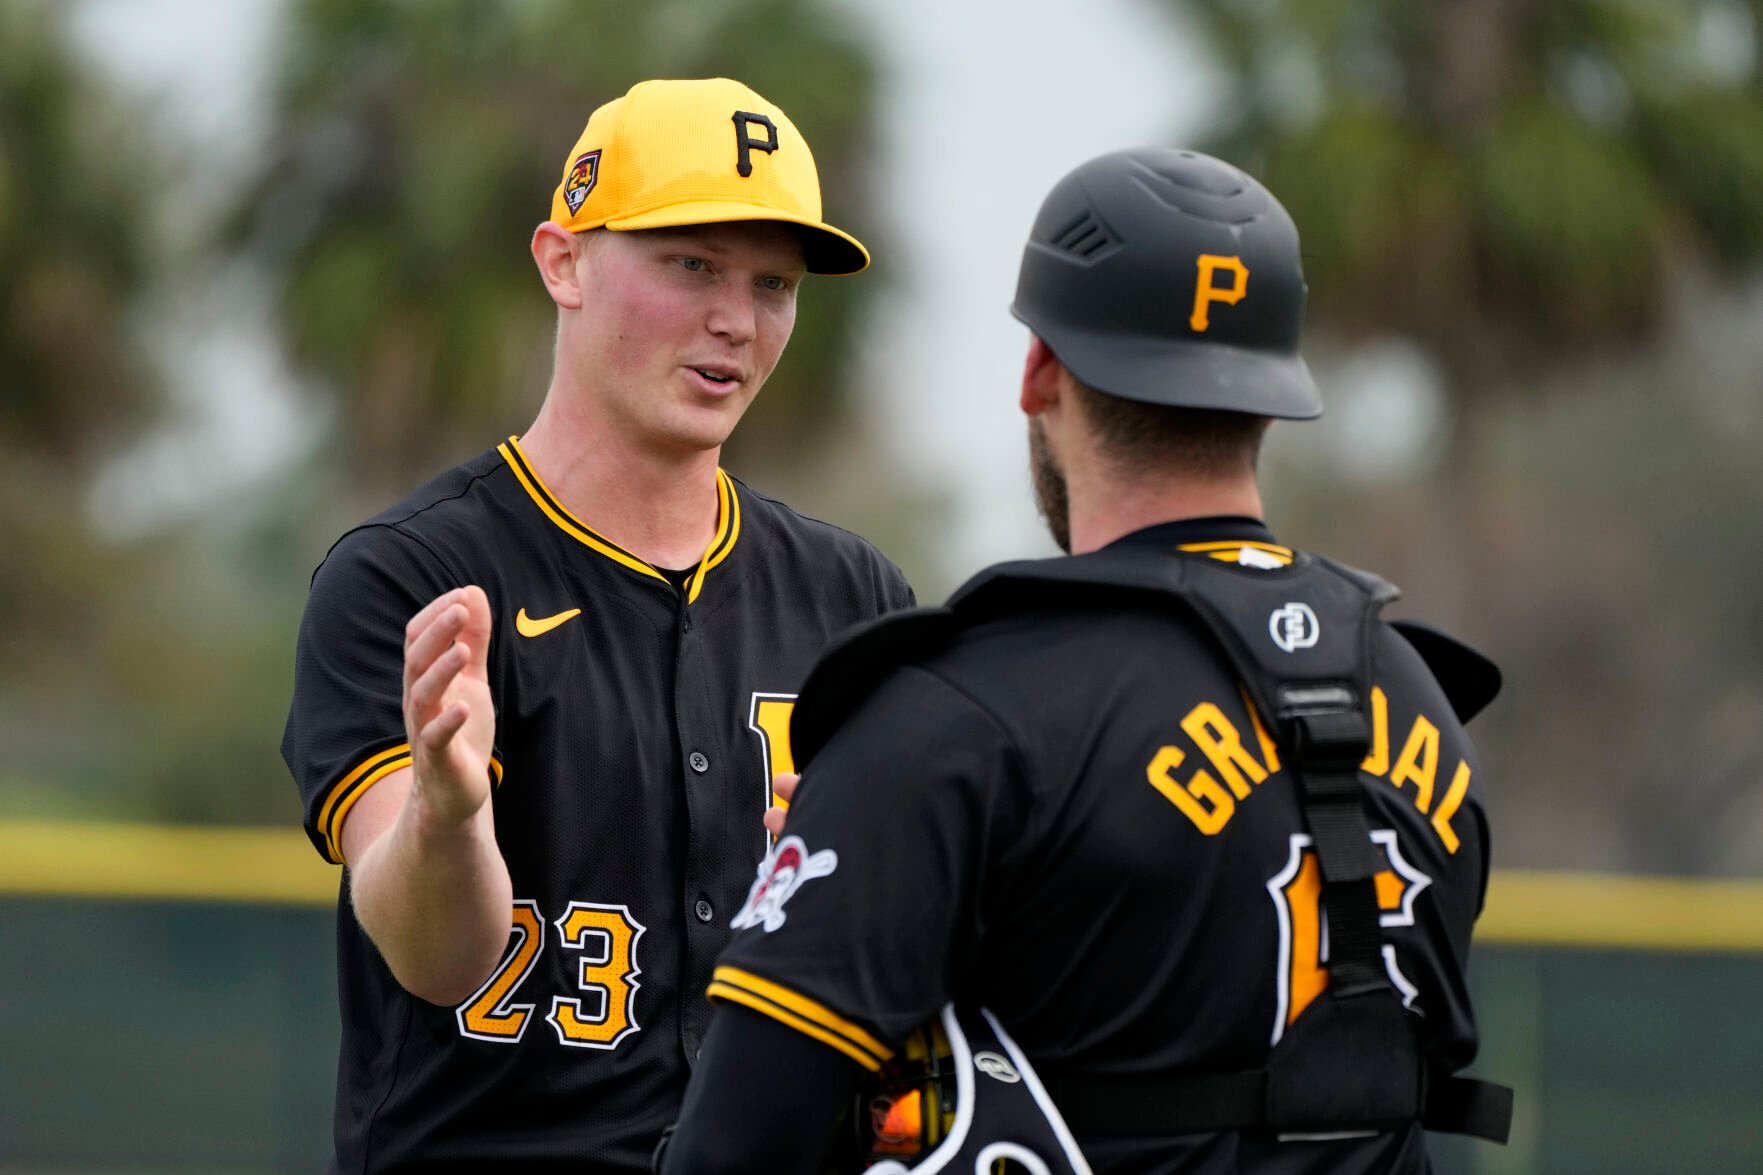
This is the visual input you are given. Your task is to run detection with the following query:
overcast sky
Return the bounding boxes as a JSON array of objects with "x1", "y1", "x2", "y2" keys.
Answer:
[{"x1": 830, "y1": 0, "x2": 1218, "y2": 568}]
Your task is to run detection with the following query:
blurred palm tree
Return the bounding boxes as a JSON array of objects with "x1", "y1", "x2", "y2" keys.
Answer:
[
  {"x1": 0, "y1": 1, "x2": 166, "y2": 683},
  {"x1": 1166, "y1": 0, "x2": 1763, "y2": 874},
  {"x1": 231, "y1": 0, "x2": 881, "y2": 508},
  {"x1": 1175, "y1": 0, "x2": 1763, "y2": 391},
  {"x1": 0, "y1": 2, "x2": 236, "y2": 821},
  {"x1": 0, "y1": 3, "x2": 161, "y2": 465}
]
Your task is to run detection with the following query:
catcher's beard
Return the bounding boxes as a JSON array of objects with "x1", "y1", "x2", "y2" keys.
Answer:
[{"x1": 1028, "y1": 417, "x2": 1071, "y2": 554}]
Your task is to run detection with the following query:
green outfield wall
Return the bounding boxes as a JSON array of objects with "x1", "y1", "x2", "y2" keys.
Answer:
[{"x1": 2, "y1": 822, "x2": 1759, "y2": 1173}]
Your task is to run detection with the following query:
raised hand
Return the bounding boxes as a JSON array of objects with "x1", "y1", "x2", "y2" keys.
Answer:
[{"x1": 402, "y1": 585, "x2": 497, "y2": 827}]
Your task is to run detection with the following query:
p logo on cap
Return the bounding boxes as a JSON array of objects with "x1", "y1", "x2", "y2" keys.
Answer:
[
  {"x1": 731, "y1": 111, "x2": 778, "y2": 177},
  {"x1": 548, "y1": 78, "x2": 869, "y2": 275}
]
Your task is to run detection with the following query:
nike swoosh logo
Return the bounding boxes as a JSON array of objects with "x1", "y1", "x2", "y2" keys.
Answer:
[{"x1": 516, "y1": 607, "x2": 582, "y2": 638}]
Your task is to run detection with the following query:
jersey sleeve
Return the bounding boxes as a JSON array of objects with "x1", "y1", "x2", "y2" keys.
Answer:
[
  {"x1": 709, "y1": 663, "x2": 1026, "y2": 1070},
  {"x1": 659, "y1": 1002, "x2": 863, "y2": 1174},
  {"x1": 280, "y1": 524, "x2": 466, "y2": 864}
]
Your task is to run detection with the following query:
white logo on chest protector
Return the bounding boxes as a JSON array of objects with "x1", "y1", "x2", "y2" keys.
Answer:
[
  {"x1": 973, "y1": 1051, "x2": 1021, "y2": 1083},
  {"x1": 1269, "y1": 602, "x2": 1320, "y2": 653},
  {"x1": 730, "y1": 835, "x2": 839, "y2": 933}
]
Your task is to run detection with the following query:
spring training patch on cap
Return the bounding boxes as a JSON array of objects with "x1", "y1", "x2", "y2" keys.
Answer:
[{"x1": 564, "y1": 150, "x2": 601, "y2": 214}]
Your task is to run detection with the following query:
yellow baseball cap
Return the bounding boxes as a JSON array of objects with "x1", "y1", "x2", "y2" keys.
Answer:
[{"x1": 549, "y1": 77, "x2": 869, "y2": 275}]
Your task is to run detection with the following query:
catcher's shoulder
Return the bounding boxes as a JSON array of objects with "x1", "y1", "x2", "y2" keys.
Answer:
[
  {"x1": 1385, "y1": 618, "x2": 1502, "y2": 723},
  {"x1": 789, "y1": 553, "x2": 1133, "y2": 765},
  {"x1": 792, "y1": 603, "x2": 959, "y2": 767}
]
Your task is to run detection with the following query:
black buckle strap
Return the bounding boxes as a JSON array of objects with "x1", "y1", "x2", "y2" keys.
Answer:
[
  {"x1": 1042, "y1": 1067, "x2": 1513, "y2": 1144},
  {"x1": 1041, "y1": 1070, "x2": 1266, "y2": 1137},
  {"x1": 1286, "y1": 707, "x2": 1381, "y2": 881},
  {"x1": 1424, "y1": 1076, "x2": 1514, "y2": 1145},
  {"x1": 1282, "y1": 702, "x2": 1389, "y2": 997},
  {"x1": 1316, "y1": 878, "x2": 1387, "y2": 997}
]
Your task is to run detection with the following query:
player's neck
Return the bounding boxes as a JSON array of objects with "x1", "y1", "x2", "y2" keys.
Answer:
[
  {"x1": 1066, "y1": 469, "x2": 1265, "y2": 555},
  {"x1": 519, "y1": 410, "x2": 723, "y2": 571}
]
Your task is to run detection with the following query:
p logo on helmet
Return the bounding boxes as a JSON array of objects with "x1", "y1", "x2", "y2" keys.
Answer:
[
  {"x1": 1191, "y1": 254, "x2": 1249, "y2": 332},
  {"x1": 1010, "y1": 147, "x2": 1322, "y2": 421}
]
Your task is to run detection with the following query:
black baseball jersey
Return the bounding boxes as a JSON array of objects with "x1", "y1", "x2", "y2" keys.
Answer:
[
  {"x1": 709, "y1": 517, "x2": 1493, "y2": 1174},
  {"x1": 281, "y1": 437, "x2": 913, "y2": 1173}
]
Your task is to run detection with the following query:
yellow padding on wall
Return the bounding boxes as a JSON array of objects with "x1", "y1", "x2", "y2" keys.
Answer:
[
  {"x1": 1478, "y1": 869, "x2": 1763, "y2": 953},
  {"x1": 4, "y1": 821, "x2": 1763, "y2": 952},
  {"x1": 0, "y1": 820, "x2": 336, "y2": 907}
]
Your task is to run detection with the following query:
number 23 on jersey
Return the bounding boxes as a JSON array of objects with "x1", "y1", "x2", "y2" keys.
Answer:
[{"x1": 454, "y1": 691, "x2": 800, "y2": 1049}]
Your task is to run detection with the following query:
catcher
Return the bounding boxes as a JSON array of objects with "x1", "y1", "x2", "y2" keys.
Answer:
[{"x1": 658, "y1": 147, "x2": 1510, "y2": 1173}]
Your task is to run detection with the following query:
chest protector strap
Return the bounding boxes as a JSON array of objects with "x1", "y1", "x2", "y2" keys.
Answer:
[{"x1": 800, "y1": 545, "x2": 1511, "y2": 1147}]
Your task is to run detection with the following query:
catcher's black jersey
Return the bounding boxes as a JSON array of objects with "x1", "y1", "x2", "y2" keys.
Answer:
[
  {"x1": 711, "y1": 518, "x2": 1491, "y2": 1174},
  {"x1": 281, "y1": 438, "x2": 913, "y2": 1173}
]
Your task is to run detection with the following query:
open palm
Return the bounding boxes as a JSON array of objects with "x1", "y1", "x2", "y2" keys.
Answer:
[{"x1": 402, "y1": 585, "x2": 497, "y2": 825}]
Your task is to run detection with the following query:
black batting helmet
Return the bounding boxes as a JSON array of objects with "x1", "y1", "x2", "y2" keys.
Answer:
[{"x1": 1009, "y1": 147, "x2": 1322, "y2": 419}]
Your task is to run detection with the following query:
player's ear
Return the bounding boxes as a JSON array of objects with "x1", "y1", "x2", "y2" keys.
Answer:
[
  {"x1": 532, "y1": 221, "x2": 586, "y2": 310},
  {"x1": 1020, "y1": 334, "x2": 1064, "y2": 417}
]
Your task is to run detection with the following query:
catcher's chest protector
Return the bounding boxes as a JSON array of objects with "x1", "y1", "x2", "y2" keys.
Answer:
[
  {"x1": 1006, "y1": 551, "x2": 1510, "y2": 1144},
  {"x1": 819, "y1": 547, "x2": 1511, "y2": 1168}
]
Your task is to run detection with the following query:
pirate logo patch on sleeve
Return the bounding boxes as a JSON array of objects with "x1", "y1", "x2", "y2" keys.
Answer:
[{"x1": 730, "y1": 835, "x2": 838, "y2": 933}]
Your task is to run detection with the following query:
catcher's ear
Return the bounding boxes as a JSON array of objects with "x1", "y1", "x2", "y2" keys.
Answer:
[
  {"x1": 532, "y1": 221, "x2": 584, "y2": 310},
  {"x1": 1020, "y1": 335, "x2": 1064, "y2": 417}
]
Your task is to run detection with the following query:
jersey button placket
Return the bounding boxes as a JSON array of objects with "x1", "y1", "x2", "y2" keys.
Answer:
[{"x1": 673, "y1": 585, "x2": 721, "y2": 1057}]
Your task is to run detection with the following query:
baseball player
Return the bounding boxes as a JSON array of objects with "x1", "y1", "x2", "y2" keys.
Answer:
[
  {"x1": 659, "y1": 148, "x2": 1509, "y2": 1173},
  {"x1": 280, "y1": 78, "x2": 913, "y2": 1172}
]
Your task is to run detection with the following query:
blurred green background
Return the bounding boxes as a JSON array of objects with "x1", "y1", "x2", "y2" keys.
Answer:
[{"x1": 3, "y1": 0, "x2": 1762, "y2": 1169}]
